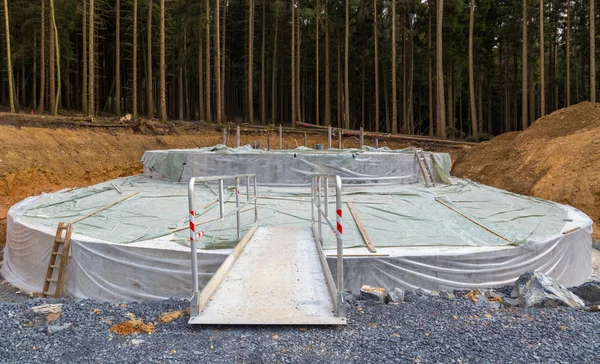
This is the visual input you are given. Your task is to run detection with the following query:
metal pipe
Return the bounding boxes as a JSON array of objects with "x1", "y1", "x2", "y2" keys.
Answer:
[
  {"x1": 360, "y1": 127, "x2": 364, "y2": 147},
  {"x1": 311, "y1": 176, "x2": 315, "y2": 224},
  {"x1": 279, "y1": 124, "x2": 283, "y2": 149},
  {"x1": 246, "y1": 176, "x2": 250, "y2": 202},
  {"x1": 236, "y1": 126, "x2": 241, "y2": 147},
  {"x1": 335, "y1": 175, "x2": 344, "y2": 316},
  {"x1": 375, "y1": 138, "x2": 379, "y2": 148},
  {"x1": 324, "y1": 178, "x2": 329, "y2": 218},
  {"x1": 304, "y1": 132, "x2": 307, "y2": 147},
  {"x1": 236, "y1": 177, "x2": 241, "y2": 240},
  {"x1": 317, "y1": 177, "x2": 322, "y2": 247},
  {"x1": 328, "y1": 125, "x2": 332, "y2": 149},
  {"x1": 223, "y1": 127, "x2": 227, "y2": 146},
  {"x1": 218, "y1": 179, "x2": 224, "y2": 218},
  {"x1": 188, "y1": 178, "x2": 199, "y2": 296},
  {"x1": 254, "y1": 175, "x2": 258, "y2": 222},
  {"x1": 338, "y1": 129, "x2": 342, "y2": 149}
]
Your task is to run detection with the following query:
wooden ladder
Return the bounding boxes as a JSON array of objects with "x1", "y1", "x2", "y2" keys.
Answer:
[
  {"x1": 42, "y1": 223, "x2": 73, "y2": 298},
  {"x1": 414, "y1": 148, "x2": 436, "y2": 188}
]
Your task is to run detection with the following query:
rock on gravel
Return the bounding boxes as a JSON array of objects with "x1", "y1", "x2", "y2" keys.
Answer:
[
  {"x1": 385, "y1": 288, "x2": 405, "y2": 303},
  {"x1": 514, "y1": 271, "x2": 585, "y2": 308},
  {"x1": 360, "y1": 285, "x2": 386, "y2": 303},
  {"x1": 569, "y1": 281, "x2": 600, "y2": 306}
]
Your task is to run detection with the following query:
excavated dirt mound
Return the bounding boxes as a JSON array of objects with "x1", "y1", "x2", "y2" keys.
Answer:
[
  {"x1": 454, "y1": 102, "x2": 600, "y2": 237},
  {"x1": 0, "y1": 120, "x2": 466, "y2": 248}
]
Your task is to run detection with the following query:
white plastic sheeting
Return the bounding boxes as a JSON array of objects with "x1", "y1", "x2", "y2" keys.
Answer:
[{"x1": 141, "y1": 145, "x2": 453, "y2": 185}]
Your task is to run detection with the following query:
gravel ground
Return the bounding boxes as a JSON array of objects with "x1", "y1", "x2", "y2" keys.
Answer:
[{"x1": 0, "y1": 292, "x2": 597, "y2": 363}]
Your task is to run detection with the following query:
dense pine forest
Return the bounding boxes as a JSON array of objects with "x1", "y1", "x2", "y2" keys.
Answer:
[{"x1": 0, "y1": 0, "x2": 598, "y2": 139}]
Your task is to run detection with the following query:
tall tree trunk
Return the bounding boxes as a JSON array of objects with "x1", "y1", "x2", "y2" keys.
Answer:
[
  {"x1": 337, "y1": 31, "x2": 341, "y2": 128},
  {"x1": 315, "y1": 0, "x2": 319, "y2": 125},
  {"x1": 392, "y1": 0, "x2": 397, "y2": 133},
  {"x1": 49, "y1": 2, "x2": 55, "y2": 115},
  {"x1": 291, "y1": 0, "x2": 295, "y2": 126},
  {"x1": 591, "y1": 0, "x2": 596, "y2": 103},
  {"x1": 324, "y1": 9, "x2": 331, "y2": 126},
  {"x1": 373, "y1": 0, "x2": 379, "y2": 132},
  {"x1": 469, "y1": 0, "x2": 478, "y2": 138},
  {"x1": 221, "y1": 2, "x2": 226, "y2": 120},
  {"x1": 115, "y1": 0, "x2": 121, "y2": 115},
  {"x1": 248, "y1": 0, "x2": 254, "y2": 124},
  {"x1": 522, "y1": 0, "x2": 528, "y2": 129},
  {"x1": 402, "y1": 4, "x2": 406, "y2": 133},
  {"x1": 216, "y1": 0, "x2": 221, "y2": 123},
  {"x1": 428, "y1": 0, "x2": 433, "y2": 136},
  {"x1": 205, "y1": 0, "x2": 211, "y2": 121},
  {"x1": 33, "y1": 35, "x2": 37, "y2": 110},
  {"x1": 159, "y1": 0, "x2": 166, "y2": 120},
  {"x1": 344, "y1": 0, "x2": 350, "y2": 129},
  {"x1": 147, "y1": 0, "x2": 153, "y2": 117},
  {"x1": 198, "y1": 33, "x2": 205, "y2": 120},
  {"x1": 81, "y1": 0, "x2": 86, "y2": 113},
  {"x1": 3, "y1": 0, "x2": 14, "y2": 113},
  {"x1": 540, "y1": 0, "x2": 545, "y2": 116},
  {"x1": 88, "y1": 0, "x2": 95, "y2": 116},
  {"x1": 261, "y1": 1, "x2": 266, "y2": 125},
  {"x1": 132, "y1": 0, "x2": 138, "y2": 119},
  {"x1": 436, "y1": 0, "x2": 446, "y2": 138},
  {"x1": 271, "y1": 9, "x2": 278, "y2": 123},
  {"x1": 296, "y1": 7, "x2": 301, "y2": 124},
  {"x1": 50, "y1": 0, "x2": 60, "y2": 115},
  {"x1": 38, "y1": 0, "x2": 46, "y2": 113}
]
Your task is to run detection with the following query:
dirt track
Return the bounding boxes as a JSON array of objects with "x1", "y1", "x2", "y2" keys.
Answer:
[{"x1": 0, "y1": 120, "x2": 467, "y2": 247}]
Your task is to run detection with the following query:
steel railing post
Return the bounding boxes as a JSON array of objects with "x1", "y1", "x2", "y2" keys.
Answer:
[
  {"x1": 317, "y1": 177, "x2": 322, "y2": 246},
  {"x1": 324, "y1": 178, "x2": 329, "y2": 219},
  {"x1": 188, "y1": 178, "x2": 199, "y2": 316},
  {"x1": 335, "y1": 175, "x2": 344, "y2": 317},
  {"x1": 311, "y1": 176, "x2": 315, "y2": 225},
  {"x1": 254, "y1": 175, "x2": 258, "y2": 222},
  {"x1": 246, "y1": 176, "x2": 250, "y2": 203},
  {"x1": 236, "y1": 177, "x2": 241, "y2": 240},
  {"x1": 328, "y1": 125, "x2": 332, "y2": 149},
  {"x1": 218, "y1": 179, "x2": 224, "y2": 218}
]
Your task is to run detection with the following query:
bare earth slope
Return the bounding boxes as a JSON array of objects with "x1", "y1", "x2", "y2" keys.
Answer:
[{"x1": 454, "y1": 102, "x2": 600, "y2": 237}]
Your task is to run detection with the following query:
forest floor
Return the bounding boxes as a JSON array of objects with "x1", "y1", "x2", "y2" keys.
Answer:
[
  {"x1": 0, "y1": 114, "x2": 468, "y2": 248},
  {"x1": 453, "y1": 101, "x2": 600, "y2": 238}
]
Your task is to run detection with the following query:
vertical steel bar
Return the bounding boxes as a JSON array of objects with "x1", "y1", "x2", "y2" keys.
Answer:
[
  {"x1": 335, "y1": 175, "x2": 344, "y2": 316},
  {"x1": 235, "y1": 177, "x2": 241, "y2": 240},
  {"x1": 246, "y1": 176, "x2": 250, "y2": 202},
  {"x1": 328, "y1": 125, "x2": 332, "y2": 149},
  {"x1": 311, "y1": 176, "x2": 315, "y2": 225},
  {"x1": 254, "y1": 175, "x2": 258, "y2": 222},
  {"x1": 236, "y1": 126, "x2": 241, "y2": 147},
  {"x1": 223, "y1": 127, "x2": 227, "y2": 146},
  {"x1": 338, "y1": 129, "x2": 342, "y2": 149},
  {"x1": 279, "y1": 124, "x2": 283, "y2": 149},
  {"x1": 304, "y1": 132, "x2": 307, "y2": 147},
  {"x1": 324, "y1": 178, "x2": 329, "y2": 218},
  {"x1": 375, "y1": 138, "x2": 379, "y2": 148},
  {"x1": 188, "y1": 178, "x2": 199, "y2": 296},
  {"x1": 360, "y1": 127, "x2": 364, "y2": 147},
  {"x1": 317, "y1": 176, "x2": 322, "y2": 246},
  {"x1": 218, "y1": 179, "x2": 224, "y2": 218}
]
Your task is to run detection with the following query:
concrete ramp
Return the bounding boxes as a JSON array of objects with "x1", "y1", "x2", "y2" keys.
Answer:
[{"x1": 189, "y1": 226, "x2": 346, "y2": 325}]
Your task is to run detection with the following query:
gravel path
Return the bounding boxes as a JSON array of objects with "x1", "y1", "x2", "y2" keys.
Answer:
[{"x1": 0, "y1": 292, "x2": 598, "y2": 363}]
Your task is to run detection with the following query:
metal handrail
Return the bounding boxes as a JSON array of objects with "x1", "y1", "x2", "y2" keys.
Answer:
[
  {"x1": 188, "y1": 174, "x2": 258, "y2": 311},
  {"x1": 311, "y1": 174, "x2": 345, "y2": 318}
]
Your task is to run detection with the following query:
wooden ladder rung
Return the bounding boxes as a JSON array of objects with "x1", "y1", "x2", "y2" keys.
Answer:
[
  {"x1": 46, "y1": 278, "x2": 58, "y2": 283},
  {"x1": 52, "y1": 252, "x2": 63, "y2": 256},
  {"x1": 50, "y1": 264, "x2": 60, "y2": 269}
]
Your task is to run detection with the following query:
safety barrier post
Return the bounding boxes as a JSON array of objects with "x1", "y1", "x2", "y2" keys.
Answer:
[
  {"x1": 235, "y1": 177, "x2": 241, "y2": 240},
  {"x1": 328, "y1": 125, "x2": 332, "y2": 149},
  {"x1": 335, "y1": 175, "x2": 344, "y2": 317},
  {"x1": 218, "y1": 179, "x2": 224, "y2": 218}
]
